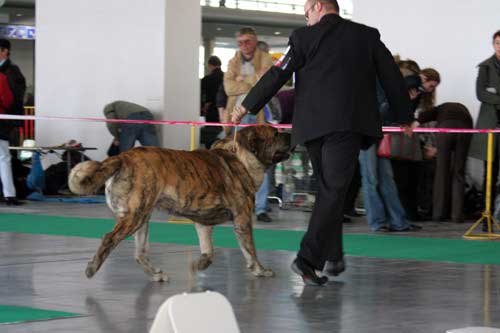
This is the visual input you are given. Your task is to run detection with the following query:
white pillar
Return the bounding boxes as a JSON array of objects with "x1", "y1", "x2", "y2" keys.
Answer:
[
  {"x1": 36, "y1": 0, "x2": 200, "y2": 159},
  {"x1": 164, "y1": 0, "x2": 201, "y2": 151}
]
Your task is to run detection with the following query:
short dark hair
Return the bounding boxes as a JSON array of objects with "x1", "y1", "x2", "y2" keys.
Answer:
[
  {"x1": 493, "y1": 30, "x2": 500, "y2": 41},
  {"x1": 236, "y1": 27, "x2": 257, "y2": 37},
  {"x1": 208, "y1": 55, "x2": 221, "y2": 67},
  {"x1": 313, "y1": 0, "x2": 339, "y2": 12},
  {"x1": 0, "y1": 38, "x2": 11, "y2": 51}
]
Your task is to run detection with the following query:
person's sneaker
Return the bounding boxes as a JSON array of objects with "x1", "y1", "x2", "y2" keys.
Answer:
[
  {"x1": 389, "y1": 224, "x2": 422, "y2": 232},
  {"x1": 5, "y1": 197, "x2": 23, "y2": 206},
  {"x1": 291, "y1": 257, "x2": 328, "y2": 286},
  {"x1": 257, "y1": 213, "x2": 272, "y2": 223},
  {"x1": 374, "y1": 226, "x2": 390, "y2": 233},
  {"x1": 323, "y1": 259, "x2": 346, "y2": 278}
]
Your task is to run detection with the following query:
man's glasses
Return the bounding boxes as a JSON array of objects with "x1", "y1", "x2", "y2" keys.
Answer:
[
  {"x1": 304, "y1": 2, "x2": 316, "y2": 20},
  {"x1": 237, "y1": 39, "x2": 254, "y2": 46}
]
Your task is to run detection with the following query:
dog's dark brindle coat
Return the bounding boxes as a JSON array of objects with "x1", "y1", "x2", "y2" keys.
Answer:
[{"x1": 69, "y1": 125, "x2": 291, "y2": 281}]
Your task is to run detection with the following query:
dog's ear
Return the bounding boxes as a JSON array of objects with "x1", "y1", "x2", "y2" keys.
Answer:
[{"x1": 236, "y1": 127, "x2": 259, "y2": 154}]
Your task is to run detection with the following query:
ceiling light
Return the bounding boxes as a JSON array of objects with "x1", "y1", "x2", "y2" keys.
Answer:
[
  {"x1": 274, "y1": 31, "x2": 281, "y2": 35},
  {"x1": 216, "y1": 27, "x2": 222, "y2": 31},
  {"x1": 16, "y1": 13, "x2": 23, "y2": 17}
]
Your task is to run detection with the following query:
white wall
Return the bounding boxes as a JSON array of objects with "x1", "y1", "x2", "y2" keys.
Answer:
[
  {"x1": 354, "y1": 0, "x2": 500, "y2": 120},
  {"x1": 36, "y1": 0, "x2": 200, "y2": 159}
]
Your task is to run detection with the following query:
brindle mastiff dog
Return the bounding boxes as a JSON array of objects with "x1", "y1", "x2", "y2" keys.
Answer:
[{"x1": 69, "y1": 125, "x2": 291, "y2": 282}]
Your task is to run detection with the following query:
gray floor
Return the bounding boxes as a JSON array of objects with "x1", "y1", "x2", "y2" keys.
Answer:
[{"x1": 1, "y1": 202, "x2": 499, "y2": 332}]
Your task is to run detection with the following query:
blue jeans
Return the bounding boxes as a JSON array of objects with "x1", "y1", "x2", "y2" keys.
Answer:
[
  {"x1": 119, "y1": 112, "x2": 160, "y2": 153},
  {"x1": 27, "y1": 152, "x2": 45, "y2": 192},
  {"x1": 359, "y1": 144, "x2": 409, "y2": 231},
  {"x1": 240, "y1": 114, "x2": 270, "y2": 215}
]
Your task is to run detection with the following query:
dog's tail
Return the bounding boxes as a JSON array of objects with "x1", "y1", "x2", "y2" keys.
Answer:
[{"x1": 68, "y1": 156, "x2": 122, "y2": 195}]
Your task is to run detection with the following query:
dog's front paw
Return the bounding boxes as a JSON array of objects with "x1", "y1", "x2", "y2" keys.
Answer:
[
  {"x1": 151, "y1": 271, "x2": 169, "y2": 282},
  {"x1": 85, "y1": 262, "x2": 97, "y2": 278},
  {"x1": 252, "y1": 267, "x2": 275, "y2": 277},
  {"x1": 194, "y1": 254, "x2": 213, "y2": 271}
]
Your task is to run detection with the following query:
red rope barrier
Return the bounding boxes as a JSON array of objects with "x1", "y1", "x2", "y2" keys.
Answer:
[{"x1": 0, "y1": 114, "x2": 497, "y2": 133}]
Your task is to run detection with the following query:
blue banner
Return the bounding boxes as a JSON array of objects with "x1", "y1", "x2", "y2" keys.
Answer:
[{"x1": 0, "y1": 25, "x2": 36, "y2": 40}]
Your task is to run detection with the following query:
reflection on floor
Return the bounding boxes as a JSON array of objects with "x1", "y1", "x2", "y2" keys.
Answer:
[{"x1": 1, "y1": 202, "x2": 499, "y2": 333}]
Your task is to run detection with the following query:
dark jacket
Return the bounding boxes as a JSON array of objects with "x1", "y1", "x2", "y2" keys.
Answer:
[
  {"x1": 242, "y1": 14, "x2": 412, "y2": 148},
  {"x1": 0, "y1": 58, "x2": 26, "y2": 134},
  {"x1": 418, "y1": 102, "x2": 473, "y2": 128},
  {"x1": 201, "y1": 68, "x2": 224, "y2": 122},
  {"x1": 469, "y1": 55, "x2": 500, "y2": 160}
]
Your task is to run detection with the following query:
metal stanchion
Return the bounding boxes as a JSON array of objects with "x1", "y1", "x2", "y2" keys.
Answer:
[
  {"x1": 463, "y1": 132, "x2": 500, "y2": 239},
  {"x1": 190, "y1": 123, "x2": 196, "y2": 151}
]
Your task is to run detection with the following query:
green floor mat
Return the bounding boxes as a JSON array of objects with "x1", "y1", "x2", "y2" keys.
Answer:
[
  {"x1": 0, "y1": 305, "x2": 80, "y2": 324},
  {"x1": 1, "y1": 213, "x2": 500, "y2": 265}
]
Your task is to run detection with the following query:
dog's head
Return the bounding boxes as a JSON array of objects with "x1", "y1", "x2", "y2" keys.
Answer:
[{"x1": 213, "y1": 125, "x2": 291, "y2": 166}]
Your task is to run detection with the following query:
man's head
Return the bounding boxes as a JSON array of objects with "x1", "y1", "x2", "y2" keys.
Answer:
[
  {"x1": 236, "y1": 27, "x2": 258, "y2": 60},
  {"x1": 304, "y1": 0, "x2": 339, "y2": 26},
  {"x1": 0, "y1": 38, "x2": 10, "y2": 60},
  {"x1": 207, "y1": 55, "x2": 221, "y2": 72},
  {"x1": 493, "y1": 30, "x2": 500, "y2": 59}
]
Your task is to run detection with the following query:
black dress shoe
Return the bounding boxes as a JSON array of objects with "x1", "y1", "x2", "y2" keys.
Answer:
[
  {"x1": 324, "y1": 259, "x2": 346, "y2": 277},
  {"x1": 291, "y1": 257, "x2": 328, "y2": 286},
  {"x1": 342, "y1": 215, "x2": 352, "y2": 223},
  {"x1": 257, "y1": 213, "x2": 272, "y2": 222},
  {"x1": 5, "y1": 197, "x2": 23, "y2": 206}
]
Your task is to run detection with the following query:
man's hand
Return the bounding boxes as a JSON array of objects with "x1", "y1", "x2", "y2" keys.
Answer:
[
  {"x1": 232, "y1": 106, "x2": 248, "y2": 124},
  {"x1": 423, "y1": 146, "x2": 437, "y2": 160},
  {"x1": 236, "y1": 75, "x2": 245, "y2": 82}
]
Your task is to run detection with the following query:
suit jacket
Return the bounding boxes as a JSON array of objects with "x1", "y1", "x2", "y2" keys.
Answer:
[{"x1": 242, "y1": 14, "x2": 412, "y2": 148}]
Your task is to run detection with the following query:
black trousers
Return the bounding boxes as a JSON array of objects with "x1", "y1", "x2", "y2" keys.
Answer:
[
  {"x1": 433, "y1": 127, "x2": 471, "y2": 221},
  {"x1": 343, "y1": 160, "x2": 361, "y2": 214},
  {"x1": 299, "y1": 132, "x2": 362, "y2": 269}
]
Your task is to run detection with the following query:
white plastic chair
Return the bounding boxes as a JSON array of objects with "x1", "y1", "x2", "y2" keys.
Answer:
[
  {"x1": 447, "y1": 327, "x2": 500, "y2": 333},
  {"x1": 149, "y1": 291, "x2": 240, "y2": 333}
]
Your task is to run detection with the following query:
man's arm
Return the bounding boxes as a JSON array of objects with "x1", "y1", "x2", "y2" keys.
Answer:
[
  {"x1": 240, "y1": 35, "x2": 304, "y2": 117},
  {"x1": 373, "y1": 31, "x2": 413, "y2": 124},
  {"x1": 223, "y1": 57, "x2": 252, "y2": 96},
  {"x1": 477, "y1": 65, "x2": 500, "y2": 105},
  {"x1": 103, "y1": 103, "x2": 120, "y2": 139}
]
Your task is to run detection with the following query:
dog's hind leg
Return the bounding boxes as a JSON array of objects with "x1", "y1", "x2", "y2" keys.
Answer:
[
  {"x1": 134, "y1": 222, "x2": 169, "y2": 282},
  {"x1": 233, "y1": 213, "x2": 274, "y2": 277},
  {"x1": 193, "y1": 223, "x2": 214, "y2": 271},
  {"x1": 85, "y1": 215, "x2": 139, "y2": 279}
]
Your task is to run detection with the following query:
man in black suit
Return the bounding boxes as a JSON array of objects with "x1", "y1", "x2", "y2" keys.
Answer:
[{"x1": 232, "y1": 0, "x2": 412, "y2": 285}]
